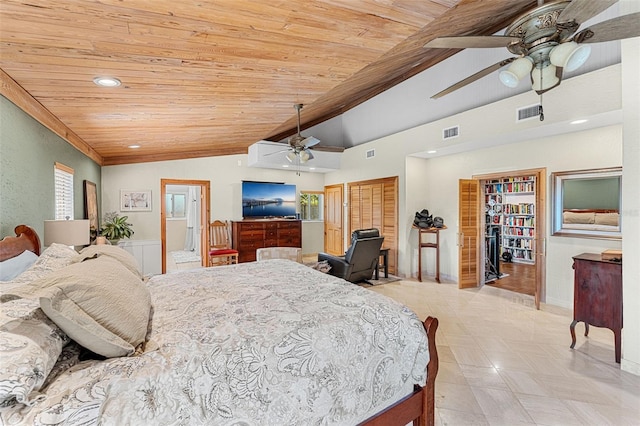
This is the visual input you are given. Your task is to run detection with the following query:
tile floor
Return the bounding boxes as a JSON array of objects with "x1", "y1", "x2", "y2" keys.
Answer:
[{"x1": 369, "y1": 279, "x2": 640, "y2": 426}]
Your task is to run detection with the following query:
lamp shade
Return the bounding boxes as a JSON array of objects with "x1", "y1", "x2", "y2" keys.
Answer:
[
  {"x1": 531, "y1": 65, "x2": 560, "y2": 92},
  {"x1": 44, "y1": 219, "x2": 90, "y2": 246},
  {"x1": 550, "y1": 41, "x2": 591, "y2": 72},
  {"x1": 499, "y1": 56, "x2": 534, "y2": 88}
]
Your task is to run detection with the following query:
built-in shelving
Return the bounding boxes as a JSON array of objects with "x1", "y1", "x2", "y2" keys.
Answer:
[{"x1": 484, "y1": 176, "x2": 536, "y2": 264}]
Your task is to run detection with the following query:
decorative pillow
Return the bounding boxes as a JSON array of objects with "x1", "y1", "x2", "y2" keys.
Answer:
[
  {"x1": 563, "y1": 211, "x2": 595, "y2": 224},
  {"x1": 594, "y1": 212, "x2": 619, "y2": 226},
  {"x1": 0, "y1": 250, "x2": 38, "y2": 282},
  {"x1": 28, "y1": 256, "x2": 152, "y2": 358},
  {"x1": 0, "y1": 298, "x2": 69, "y2": 407},
  {"x1": 73, "y1": 245, "x2": 142, "y2": 279}
]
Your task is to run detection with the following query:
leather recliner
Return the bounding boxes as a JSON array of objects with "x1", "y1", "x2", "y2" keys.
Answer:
[{"x1": 318, "y1": 228, "x2": 384, "y2": 283}]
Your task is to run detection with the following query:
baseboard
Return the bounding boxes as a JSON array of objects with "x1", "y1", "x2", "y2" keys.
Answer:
[
  {"x1": 544, "y1": 296, "x2": 572, "y2": 309},
  {"x1": 621, "y1": 359, "x2": 640, "y2": 376}
]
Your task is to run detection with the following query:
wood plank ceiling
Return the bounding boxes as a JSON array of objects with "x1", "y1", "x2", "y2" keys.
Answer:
[{"x1": 0, "y1": 0, "x2": 537, "y2": 166}]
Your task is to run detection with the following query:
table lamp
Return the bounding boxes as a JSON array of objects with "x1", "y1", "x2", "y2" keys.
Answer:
[{"x1": 44, "y1": 219, "x2": 90, "y2": 248}]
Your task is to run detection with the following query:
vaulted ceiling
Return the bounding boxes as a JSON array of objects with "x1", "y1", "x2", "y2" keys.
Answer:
[{"x1": 1, "y1": 0, "x2": 541, "y2": 165}]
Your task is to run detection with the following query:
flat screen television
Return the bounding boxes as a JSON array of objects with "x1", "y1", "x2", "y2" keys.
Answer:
[{"x1": 242, "y1": 181, "x2": 297, "y2": 219}]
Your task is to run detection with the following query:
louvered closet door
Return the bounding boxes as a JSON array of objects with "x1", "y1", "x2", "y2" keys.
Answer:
[
  {"x1": 458, "y1": 179, "x2": 480, "y2": 288},
  {"x1": 348, "y1": 177, "x2": 398, "y2": 275}
]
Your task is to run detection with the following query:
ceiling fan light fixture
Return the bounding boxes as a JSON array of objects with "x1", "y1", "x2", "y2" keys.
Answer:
[
  {"x1": 499, "y1": 56, "x2": 534, "y2": 88},
  {"x1": 286, "y1": 151, "x2": 297, "y2": 163},
  {"x1": 531, "y1": 64, "x2": 559, "y2": 92},
  {"x1": 550, "y1": 42, "x2": 591, "y2": 72},
  {"x1": 299, "y1": 150, "x2": 310, "y2": 163}
]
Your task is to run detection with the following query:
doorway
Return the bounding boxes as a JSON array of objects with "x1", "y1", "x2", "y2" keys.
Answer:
[
  {"x1": 160, "y1": 179, "x2": 210, "y2": 274},
  {"x1": 467, "y1": 168, "x2": 546, "y2": 308}
]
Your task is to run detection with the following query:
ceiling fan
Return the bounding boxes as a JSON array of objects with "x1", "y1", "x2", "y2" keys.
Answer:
[
  {"x1": 267, "y1": 103, "x2": 344, "y2": 169},
  {"x1": 424, "y1": 0, "x2": 640, "y2": 103}
]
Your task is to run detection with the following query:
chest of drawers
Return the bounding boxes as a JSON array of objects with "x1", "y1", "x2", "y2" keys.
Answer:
[
  {"x1": 232, "y1": 220, "x2": 301, "y2": 263},
  {"x1": 570, "y1": 253, "x2": 622, "y2": 363}
]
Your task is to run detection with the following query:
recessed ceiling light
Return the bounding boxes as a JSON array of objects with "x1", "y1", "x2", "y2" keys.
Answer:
[
  {"x1": 93, "y1": 77, "x2": 121, "y2": 87},
  {"x1": 282, "y1": 165, "x2": 289, "y2": 168},
  {"x1": 309, "y1": 167, "x2": 316, "y2": 170},
  {"x1": 128, "y1": 144, "x2": 141, "y2": 149},
  {"x1": 570, "y1": 119, "x2": 587, "y2": 125},
  {"x1": 427, "y1": 150, "x2": 437, "y2": 154}
]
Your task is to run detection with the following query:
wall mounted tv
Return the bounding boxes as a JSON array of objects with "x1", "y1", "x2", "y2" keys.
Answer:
[{"x1": 242, "y1": 181, "x2": 297, "y2": 219}]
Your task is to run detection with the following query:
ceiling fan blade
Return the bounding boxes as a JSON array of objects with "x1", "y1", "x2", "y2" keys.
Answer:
[
  {"x1": 573, "y1": 12, "x2": 640, "y2": 43},
  {"x1": 302, "y1": 136, "x2": 320, "y2": 148},
  {"x1": 431, "y1": 57, "x2": 516, "y2": 99},
  {"x1": 558, "y1": 0, "x2": 617, "y2": 26},
  {"x1": 311, "y1": 145, "x2": 345, "y2": 153},
  {"x1": 424, "y1": 36, "x2": 521, "y2": 49}
]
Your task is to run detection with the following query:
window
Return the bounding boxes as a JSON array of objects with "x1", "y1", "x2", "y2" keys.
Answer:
[
  {"x1": 299, "y1": 191, "x2": 323, "y2": 221},
  {"x1": 165, "y1": 192, "x2": 187, "y2": 218},
  {"x1": 54, "y1": 162, "x2": 74, "y2": 220}
]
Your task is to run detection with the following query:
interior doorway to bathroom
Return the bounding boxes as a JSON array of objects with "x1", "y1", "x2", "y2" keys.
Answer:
[{"x1": 160, "y1": 179, "x2": 210, "y2": 273}]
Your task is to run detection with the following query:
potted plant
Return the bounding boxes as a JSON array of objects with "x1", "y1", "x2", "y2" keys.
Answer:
[{"x1": 100, "y1": 212, "x2": 134, "y2": 244}]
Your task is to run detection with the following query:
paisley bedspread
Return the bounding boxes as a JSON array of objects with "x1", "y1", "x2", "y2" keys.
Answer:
[{"x1": 2, "y1": 259, "x2": 429, "y2": 425}]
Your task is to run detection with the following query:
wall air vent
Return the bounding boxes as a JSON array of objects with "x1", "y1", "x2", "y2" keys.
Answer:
[
  {"x1": 517, "y1": 104, "x2": 542, "y2": 122},
  {"x1": 442, "y1": 125, "x2": 459, "y2": 140},
  {"x1": 366, "y1": 149, "x2": 375, "y2": 159}
]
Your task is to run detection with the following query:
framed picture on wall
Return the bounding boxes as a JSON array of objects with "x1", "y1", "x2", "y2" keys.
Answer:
[
  {"x1": 120, "y1": 190, "x2": 152, "y2": 212},
  {"x1": 83, "y1": 180, "x2": 99, "y2": 242}
]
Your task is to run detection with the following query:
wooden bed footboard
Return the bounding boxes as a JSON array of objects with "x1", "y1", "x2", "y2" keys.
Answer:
[
  {"x1": 360, "y1": 316, "x2": 439, "y2": 426},
  {"x1": 0, "y1": 225, "x2": 41, "y2": 262}
]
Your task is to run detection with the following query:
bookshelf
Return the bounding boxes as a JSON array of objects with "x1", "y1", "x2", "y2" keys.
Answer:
[{"x1": 484, "y1": 176, "x2": 536, "y2": 265}]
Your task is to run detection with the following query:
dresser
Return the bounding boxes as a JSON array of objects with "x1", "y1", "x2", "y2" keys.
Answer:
[
  {"x1": 570, "y1": 253, "x2": 622, "y2": 363},
  {"x1": 232, "y1": 220, "x2": 301, "y2": 263}
]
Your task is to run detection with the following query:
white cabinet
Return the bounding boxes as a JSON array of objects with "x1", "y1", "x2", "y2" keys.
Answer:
[{"x1": 118, "y1": 240, "x2": 161, "y2": 276}]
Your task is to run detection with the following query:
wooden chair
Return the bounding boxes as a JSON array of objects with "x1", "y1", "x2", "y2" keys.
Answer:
[{"x1": 208, "y1": 220, "x2": 238, "y2": 266}]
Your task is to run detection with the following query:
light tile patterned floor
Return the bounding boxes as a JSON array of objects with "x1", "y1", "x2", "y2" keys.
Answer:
[{"x1": 368, "y1": 279, "x2": 640, "y2": 426}]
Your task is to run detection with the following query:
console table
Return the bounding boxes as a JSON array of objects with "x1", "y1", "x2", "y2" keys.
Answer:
[
  {"x1": 570, "y1": 253, "x2": 622, "y2": 363},
  {"x1": 232, "y1": 220, "x2": 301, "y2": 263},
  {"x1": 415, "y1": 226, "x2": 446, "y2": 283}
]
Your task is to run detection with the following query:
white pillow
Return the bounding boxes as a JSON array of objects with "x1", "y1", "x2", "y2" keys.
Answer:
[{"x1": 0, "y1": 250, "x2": 38, "y2": 281}]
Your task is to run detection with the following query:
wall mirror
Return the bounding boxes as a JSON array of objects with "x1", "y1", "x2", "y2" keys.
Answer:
[{"x1": 551, "y1": 167, "x2": 622, "y2": 239}]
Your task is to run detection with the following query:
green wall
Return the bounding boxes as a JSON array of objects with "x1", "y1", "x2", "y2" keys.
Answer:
[
  {"x1": 562, "y1": 177, "x2": 620, "y2": 210},
  {"x1": 0, "y1": 95, "x2": 101, "y2": 240}
]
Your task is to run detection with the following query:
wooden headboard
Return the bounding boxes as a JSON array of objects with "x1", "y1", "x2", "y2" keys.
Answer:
[{"x1": 0, "y1": 225, "x2": 41, "y2": 262}]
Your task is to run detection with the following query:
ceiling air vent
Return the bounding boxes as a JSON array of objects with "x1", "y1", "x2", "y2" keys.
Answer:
[
  {"x1": 442, "y1": 125, "x2": 459, "y2": 140},
  {"x1": 517, "y1": 104, "x2": 542, "y2": 122},
  {"x1": 366, "y1": 149, "x2": 376, "y2": 159}
]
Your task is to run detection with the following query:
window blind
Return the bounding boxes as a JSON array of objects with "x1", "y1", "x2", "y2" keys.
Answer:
[{"x1": 54, "y1": 162, "x2": 74, "y2": 220}]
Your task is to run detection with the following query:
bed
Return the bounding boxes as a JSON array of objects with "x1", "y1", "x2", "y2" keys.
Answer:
[
  {"x1": 562, "y1": 209, "x2": 620, "y2": 231},
  {"x1": 0, "y1": 225, "x2": 438, "y2": 425}
]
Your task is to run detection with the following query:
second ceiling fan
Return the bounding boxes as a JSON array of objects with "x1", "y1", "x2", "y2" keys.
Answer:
[{"x1": 267, "y1": 104, "x2": 344, "y2": 166}]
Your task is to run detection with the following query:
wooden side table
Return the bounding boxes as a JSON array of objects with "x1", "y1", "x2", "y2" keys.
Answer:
[{"x1": 416, "y1": 226, "x2": 446, "y2": 283}]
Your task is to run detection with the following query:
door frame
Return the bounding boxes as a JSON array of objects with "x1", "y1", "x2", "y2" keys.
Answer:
[
  {"x1": 160, "y1": 179, "x2": 211, "y2": 274},
  {"x1": 473, "y1": 168, "x2": 546, "y2": 309}
]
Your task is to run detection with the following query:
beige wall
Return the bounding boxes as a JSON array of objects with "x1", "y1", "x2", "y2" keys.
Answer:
[
  {"x1": 620, "y1": 0, "x2": 640, "y2": 375},
  {"x1": 101, "y1": 154, "x2": 326, "y2": 255}
]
